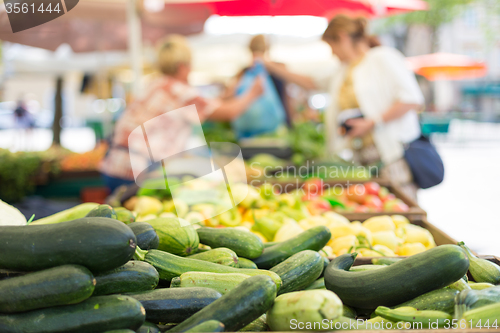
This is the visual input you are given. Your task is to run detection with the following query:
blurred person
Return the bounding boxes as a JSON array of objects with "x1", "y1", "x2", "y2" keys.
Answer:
[
  {"x1": 13, "y1": 98, "x2": 35, "y2": 151},
  {"x1": 223, "y1": 34, "x2": 289, "y2": 138},
  {"x1": 99, "y1": 35, "x2": 263, "y2": 192},
  {"x1": 264, "y1": 16, "x2": 426, "y2": 199}
]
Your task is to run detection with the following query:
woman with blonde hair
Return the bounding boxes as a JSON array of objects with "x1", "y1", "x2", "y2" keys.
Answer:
[
  {"x1": 265, "y1": 15, "x2": 436, "y2": 198},
  {"x1": 100, "y1": 35, "x2": 263, "y2": 191}
]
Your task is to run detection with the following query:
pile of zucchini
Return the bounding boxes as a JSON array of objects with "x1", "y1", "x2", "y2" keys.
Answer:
[{"x1": 1, "y1": 204, "x2": 500, "y2": 332}]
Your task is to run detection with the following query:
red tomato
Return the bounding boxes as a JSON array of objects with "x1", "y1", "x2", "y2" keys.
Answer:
[
  {"x1": 345, "y1": 184, "x2": 366, "y2": 204},
  {"x1": 303, "y1": 178, "x2": 324, "y2": 197},
  {"x1": 364, "y1": 194, "x2": 383, "y2": 210},
  {"x1": 364, "y1": 182, "x2": 381, "y2": 196}
]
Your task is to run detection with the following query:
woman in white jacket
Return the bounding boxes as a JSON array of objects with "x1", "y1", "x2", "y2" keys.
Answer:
[{"x1": 265, "y1": 15, "x2": 424, "y2": 198}]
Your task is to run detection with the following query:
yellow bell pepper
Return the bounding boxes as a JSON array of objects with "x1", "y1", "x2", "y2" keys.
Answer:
[
  {"x1": 350, "y1": 223, "x2": 373, "y2": 245},
  {"x1": 329, "y1": 235, "x2": 358, "y2": 256},
  {"x1": 241, "y1": 209, "x2": 269, "y2": 224},
  {"x1": 134, "y1": 196, "x2": 163, "y2": 216},
  {"x1": 273, "y1": 222, "x2": 304, "y2": 242},
  {"x1": 372, "y1": 244, "x2": 397, "y2": 257},
  {"x1": 372, "y1": 231, "x2": 402, "y2": 252},
  {"x1": 329, "y1": 224, "x2": 358, "y2": 239},
  {"x1": 391, "y1": 215, "x2": 410, "y2": 228},
  {"x1": 252, "y1": 231, "x2": 268, "y2": 243},
  {"x1": 362, "y1": 216, "x2": 396, "y2": 233},
  {"x1": 401, "y1": 224, "x2": 433, "y2": 247},
  {"x1": 358, "y1": 248, "x2": 384, "y2": 257},
  {"x1": 298, "y1": 216, "x2": 328, "y2": 230},
  {"x1": 398, "y1": 242, "x2": 426, "y2": 256},
  {"x1": 320, "y1": 246, "x2": 334, "y2": 258},
  {"x1": 322, "y1": 212, "x2": 350, "y2": 226}
]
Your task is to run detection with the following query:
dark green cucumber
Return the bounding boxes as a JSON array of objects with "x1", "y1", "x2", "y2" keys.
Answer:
[
  {"x1": 0, "y1": 218, "x2": 137, "y2": 272},
  {"x1": 115, "y1": 207, "x2": 136, "y2": 224},
  {"x1": 136, "y1": 321, "x2": 161, "y2": 333},
  {"x1": 393, "y1": 288, "x2": 458, "y2": 314},
  {"x1": 238, "y1": 315, "x2": 268, "y2": 332},
  {"x1": 324, "y1": 245, "x2": 469, "y2": 309},
  {"x1": 0, "y1": 269, "x2": 26, "y2": 281},
  {"x1": 86, "y1": 204, "x2": 117, "y2": 219},
  {"x1": 0, "y1": 265, "x2": 95, "y2": 313},
  {"x1": 304, "y1": 277, "x2": 325, "y2": 290},
  {"x1": 0, "y1": 295, "x2": 145, "y2": 333},
  {"x1": 127, "y1": 287, "x2": 221, "y2": 324},
  {"x1": 169, "y1": 275, "x2": 277, "y2": 332},
  {"x1": 188, "y1": 248, "x2": 239, "y2": 267},
  {"x1": 143, "y1": 249, "x2": 282, "y2": 289},
  {"x1": 103, "y1": 330, "x2": 135, "y2": 333},
  {"x1": 270, "y1": 250, "x2": 324, "y2": 295},
  {"x1": 185, "y1": 320, "x2": 225, "y2": 332},
  {"x1": 253, "y1": 226, "x2": 331, "y2": 269},
  {"x1": 93, "y1": 261, "x2": 159, "y2": 296},
  {"x1": 128, "y1": 222, "x2": 159, "y2": 250},
  {"x1": 197, "y1": 227, "x2": 264, "y2": 259},
  {"x1": 238, "y1": 257, "x2": 258, "y2": 269}
]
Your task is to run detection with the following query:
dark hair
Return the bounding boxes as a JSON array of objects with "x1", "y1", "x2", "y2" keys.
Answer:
[{"x1": 322, "y1": 15, "x2": 380, "y2": 48}]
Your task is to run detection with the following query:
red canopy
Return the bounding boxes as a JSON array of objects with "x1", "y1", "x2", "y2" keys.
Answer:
[{"x1": 202, "y1": 0, "x2": 428, "y2": 18}]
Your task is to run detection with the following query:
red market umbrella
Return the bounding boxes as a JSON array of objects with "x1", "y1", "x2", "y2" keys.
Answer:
[
  {"x1": 201, "y1": 0, "x2": 428, "y2": 18},
  {"x1": 406, "y1": 52, "x2": 488, "y2": 81},
  {"x1": 0, "y1": 1, "x2": 212, "y2": 52}
]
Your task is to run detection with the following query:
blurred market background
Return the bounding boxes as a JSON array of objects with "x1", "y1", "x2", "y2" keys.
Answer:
[{"x1": 0, "y1": 0, "x2": 499, "y2": 254}]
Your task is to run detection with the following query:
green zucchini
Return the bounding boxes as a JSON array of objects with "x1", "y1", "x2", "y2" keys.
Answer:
[
  {"x1": 393, "y1": 288, "x2": 458, "y2": 314},
  {"x1": 185, "y1": 320, "x2": 225, "y2": 332},
  {"x1": 0, "y1": 269, "x2": 26, "y2": 281},
  {"x1": 169, "y1": 275, "x2": 277, "y2": 332},
  {"x1": 0, "y1": 218, "x2": 137, "y2": 272},
  {"x1": 320, "y1": 256, "x2": 330, "y2": 277},
  {"x1": 238, "y1": 315, "x2": 268, "y2": 332},
  {"x1": 238, "y1": 257, "x2": 258, "y2": 269},
  {"x1": 252, "y1": 226, "x2": 331, "y2": 269},
  {"x1": 29, "y1": 203, "x2": 99, "y2": 225},
  {"x1": 375, "y1": 306, "x2": 451, "y2": 328},
  {"x1": 197, "y1": 227, "x2": 264, "y2": 259},
  {"x1": 0, "y1": 265, "x2": 95, "y2": 313},
  {"x1": 128, "y1": 222, "x2": 159, "y2": 250},
  {"x1": 115, "y1": 207, "x2": 136, "y2": 224},
  {"x1": 267, "y1": 290, "x2": 343, "y2": 331},
  {"x1": 0, "y1": 295, "x2": 145, "y2": 333},
  {"x1": 349, "y1": 264, "x2": 386, "y2": 272},
  {"x1": 147, "y1": 218, "x2": 199, "y2": 256},
  {"x1": 188, "y1": 248, "x2": 239, "y2": 267},
  {"x1": 263, "y1": 241, "x2": 279, "y2": 248},
  {"x1": 304, "y1": 277, "x2": 325, "y2": 290},
  {"x1": 127, "y1": 287, "x2": 221, "y2": 324},
  {"x1": 136, "y1": 321, "x2": 161, "y2": 333},
  {"x1": 324, "y1": 245, "x2": 470, "y2": 309},
  {"x1": 469, "y1": 282, "x2": 495, "y2": 290},
  {"x1": 86, "y1": 204, "x2": 117, "y2": 219},
  {"x1": 342, "y1": 305, "x2": 357, "y2": 319},
  {"x1": 93, "y1": 261, "x2": 159, "y2": 296},
  {"x1": 270, "y1": 250, "x2": 324, "y2": 295},
  {"x1": 461, "y1": 303, "x2": 500, "y2": 327},
  {"x1": 455, "y1": 286, "x2": 500, "y2": 311},
  {"x1": 142, "y1": 249, "x2": 282, "y2": 289},
  {"x1": 171, "y1": 272, "x2": 250, "y2": 295},
  {"x1": 371, "y1": 257, "x2": 401, "y2": 265},
  {"x1": 459, "y1": 242, "x2": 500, "y2": 284}
]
